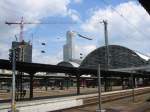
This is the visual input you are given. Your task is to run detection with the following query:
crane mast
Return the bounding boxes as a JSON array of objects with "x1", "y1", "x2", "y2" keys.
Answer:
[
  {"x1": 20, "y1": 17, "x2": 24, "y2": 42},
  {"x1": 5, "y1": 17, "x2": 25, "y2": 42},
  {"x1": 5, "y1": 17, "x2": 76, "y2": 42}
]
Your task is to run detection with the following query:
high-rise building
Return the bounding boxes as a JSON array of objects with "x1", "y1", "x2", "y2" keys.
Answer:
[
  {"x1": 11, "y1": 41, "x2": 32, "y2": 63},
  {"x1": 63, "y1": 31, "x2": 75, "y2": 62}
]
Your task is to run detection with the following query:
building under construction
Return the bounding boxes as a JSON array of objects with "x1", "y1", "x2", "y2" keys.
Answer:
[
  {"x1": 9, "y1": 40, "x2": 32, "y2": 100},
  {"x1": 11, "y1": 41, "x2": 32, "y2": 63}
]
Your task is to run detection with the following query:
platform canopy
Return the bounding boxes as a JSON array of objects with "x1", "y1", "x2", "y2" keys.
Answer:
[{"x1": 0, "y1": 59, "x2": 150, "y2": 78}]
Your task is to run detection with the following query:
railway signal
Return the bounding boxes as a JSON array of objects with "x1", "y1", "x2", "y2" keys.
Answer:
[
  {"x1": 9, "y1": 49, "x2": 13, "y2": 62},
  {"x1": 9, "y1": 48, "x2": 20, "y2": 62},
  {"x1": 8, "y1": 47, "x2": 21, "y2": 112},
  {"x1": 15, "y1": 48, "x2": 20, "y2": 61}
]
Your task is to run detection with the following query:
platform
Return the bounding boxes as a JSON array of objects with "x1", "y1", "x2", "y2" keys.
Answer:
[{"x1": 0, "y1": 87, "x2": 150, "y2": 112}]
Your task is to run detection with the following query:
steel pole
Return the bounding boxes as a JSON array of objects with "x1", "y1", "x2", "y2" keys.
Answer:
[
  {"x1": 96, "y1": 64, "x2": 104, "y2": 112},
  {"x1": 11, "y1": 49, "x2": 16, "y2": 112},
  {"x1": 103, "y1": 20, "x2": 109, "y2": 70},
  {"x1": 131, "y1": 73, "x2": 135, "y2": 103},
  {"x1": 101, "y1": 20, "x2": 110, "y2": 92}
]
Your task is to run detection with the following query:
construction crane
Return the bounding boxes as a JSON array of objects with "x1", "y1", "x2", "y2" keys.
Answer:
[
  {"x1": 77, "y1": 33, "x2": 92, "y2": 40},
  {"x1": 5, "y1": 17, "x2": 25, "y2": 42},
  {"x1": 69, "y1": 31, "x2": 92, "y2": 40},
  {"x1": 5, "y1": 17, "x2": 76, "y2": 42}
]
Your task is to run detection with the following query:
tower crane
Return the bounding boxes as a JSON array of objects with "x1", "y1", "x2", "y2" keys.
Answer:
[
  {"x1": 5, "y1": 17, "x2": 75, "y2": 42},
  {"x1": 77, "y1": 33, "x2": 92, "y2": 40},
  {"x1": 69, "y1": 31, "x2": 92, "y2": 40},
  {"x1": 5, "y1": 17, "x2": 31, "y2": 42}
]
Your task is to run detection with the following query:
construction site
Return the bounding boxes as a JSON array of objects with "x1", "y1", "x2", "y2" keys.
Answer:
[{"x1": 0, "y1": 0, "x2": 150, "y2": 112}]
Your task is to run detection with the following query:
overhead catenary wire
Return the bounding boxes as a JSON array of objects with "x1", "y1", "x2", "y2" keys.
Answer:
[
  {"x1": 126, "y1": 0, "x2": 150, "y2": 24},
  {"x1": 101, "y1": 0, "x2": 150, "y2": 39},
  {"x1": 96, "y1": 5, "x2": 136, "y2": 43},
  {"x1": 97, "y1": 0, "x2": 150, "y2": 58},
  {"x1": 126, "y1": 0, "x2": 144, "y2": 17},
  {"x1": 81, "y1": 0, "x2": 150, "y2": 62},
  {"x1": 91, "y1": 1, "x2": 139, "y2": 45}
]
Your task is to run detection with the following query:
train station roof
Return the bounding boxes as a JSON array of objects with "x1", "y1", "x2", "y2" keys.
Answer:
[
  {"x1": 0, "y1": 59, "x2": 149, "y2": 78},
  {"x1": 80, "y1": 45, "x2": 147, "y2": 70},
  {"x1": 57, "y1": 61, "x2": 79, "y2": 67}
]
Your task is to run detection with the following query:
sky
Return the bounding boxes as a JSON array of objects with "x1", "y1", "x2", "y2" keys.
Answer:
[{"x1": 0, "y1": 0, "x2": 150, "y2": 65}]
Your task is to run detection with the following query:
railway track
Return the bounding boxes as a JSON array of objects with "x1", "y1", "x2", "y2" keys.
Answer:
[
  {"x1": 57, "y1": 87, "x2": 150, "y2": 112},
  {"x1": 1, "y1": 87, "x2": 150, "y2": 112}
]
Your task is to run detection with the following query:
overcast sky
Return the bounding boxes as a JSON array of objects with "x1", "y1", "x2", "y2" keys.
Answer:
[{"x1": 0, "y1": 0, "x2": 150, "y2": 64}]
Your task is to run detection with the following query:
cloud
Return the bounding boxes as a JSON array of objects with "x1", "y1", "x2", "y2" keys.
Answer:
[
  {"x1": 75, "y1": 44, "x2": 96, "y2": 59},
  {"x1": 81, "y1": 1, "x2": 150, "y2": 54},
  {"x1": 2, "y1": 0, "x2": 150, "y2": 65},
  {"x1": 0, "y1": 0, "x2": 72, "y2": 36},
  {"x1": 32, "y1": 48, "x2": 62, "y2": 64},
  {"x1": 0, "y1": 0, "x2": 80, "y2": 64},
  {"x1": 1, "y1": 0, "x2": 70, "y2": 19},
  {"x1": 73, "y1": 0, "x2": 83, "y2": 4},
  {"x1": 68, "y1": 9, "x2": 81, "y2": 22},
  {"x1": 0, "y1": 43, "x2": 10, "y2": 59}
]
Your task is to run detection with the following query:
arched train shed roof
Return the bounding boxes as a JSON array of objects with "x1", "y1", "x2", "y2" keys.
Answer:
[
  {"x1": 80, "y1": 45, "x2": 147, "y2": 70},
  {"x1": 57, "y1": 61, "x2": 79, "y2": 67}
]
